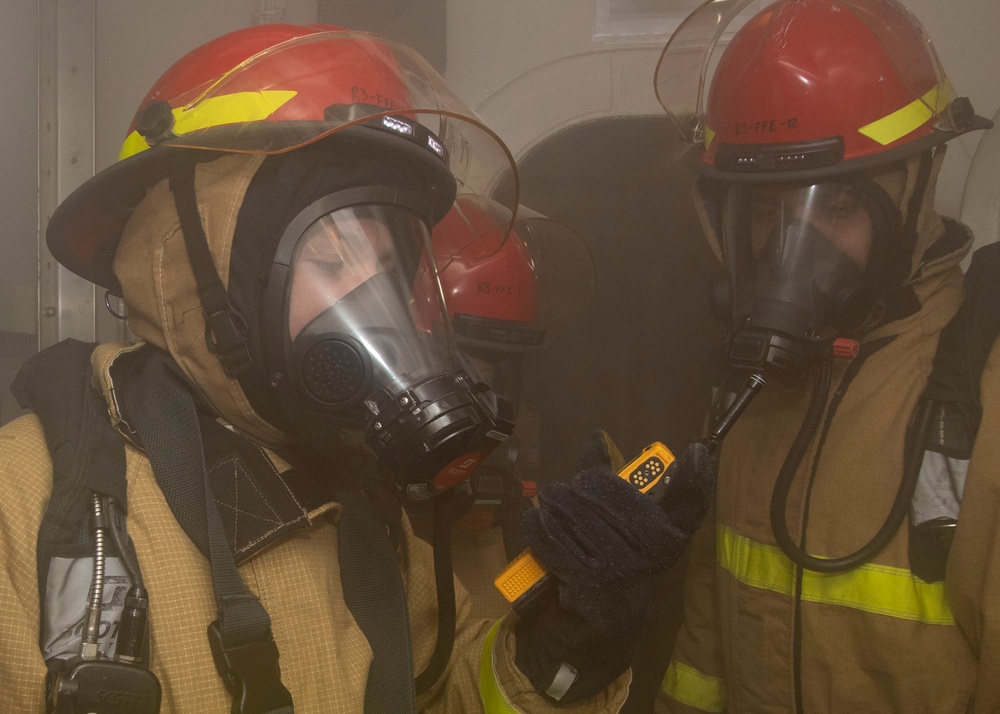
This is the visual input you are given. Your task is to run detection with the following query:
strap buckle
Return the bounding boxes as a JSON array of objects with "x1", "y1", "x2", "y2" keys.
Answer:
[
  {"x1": 203, "y1": 300, "x2": 253, "y2": 377},
  {"x1": 207, "y1": 620, "x2": 293, "y2": 714}
]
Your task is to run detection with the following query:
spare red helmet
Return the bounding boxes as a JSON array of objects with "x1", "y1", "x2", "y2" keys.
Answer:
[
  {"x1": 413, "y1": 196, "x2": 594, "y2": 353},
  {"x1": 436, "y1": 196, "x2": 541, "y2": 348},
  {"x1": 46, "y1": 24, "x2": 518, "y2": 293},
  {"x1": 654, "y1": 0, "x2": 992, "y2": 182}
]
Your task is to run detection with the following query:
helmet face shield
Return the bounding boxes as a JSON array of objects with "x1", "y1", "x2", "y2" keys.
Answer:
[
  {"x1": 654, "y1": 0, "x2": 986, "y2": 179},
  {"x1": 655, "y1": 0, "x2": 951, "y2": 136},
  {"x1": 513, "y1": 206, "x2": 596, "y2": 326},
  {"x1": 45, "y1": 26, "x2": 522, "y2": 296},
  {"x1": 119, "y1": 30, "x2": 518, "y2": 229},
  {"x1": 653, "y1": 0, "x2": 759, "y2": 143}
]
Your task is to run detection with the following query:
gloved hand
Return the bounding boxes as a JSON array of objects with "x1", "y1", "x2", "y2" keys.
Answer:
[{"x1": 515, "y1": 431, "x2": 715, "y2": 703}]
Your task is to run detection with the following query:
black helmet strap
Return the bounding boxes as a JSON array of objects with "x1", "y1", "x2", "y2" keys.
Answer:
[
  {"x1": 169, "y1": 162, "x2": 253, "y2": 378},
  {"x1": 902, "y1": 149, "x2": 936, "y2": 267}
]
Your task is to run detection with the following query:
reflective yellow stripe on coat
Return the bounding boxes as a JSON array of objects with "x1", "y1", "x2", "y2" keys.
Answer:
[
  {"x1": 480, "y1": 619, "x2": 520, "y2": 713},
  {"x1": 662, "y1": 527, "x2": 957, "y2": 710},
  {"x1": 662, "y1": 659, "x2": 726, "y2": 712},
  {"x1": 719, "y1": 527, "x2": 956, "y2": 624}
]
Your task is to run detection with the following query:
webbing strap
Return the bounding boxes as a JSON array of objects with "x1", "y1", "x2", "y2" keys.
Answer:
[
  {"x1": 122, "y1": 349, "x2": 292, "y2": 713},
  {"x1": 169, "y1": 164, "x2": 252, "y2": 377},
  {"x1": 336, "y1": 489, "x2": 417, "y2": 713}
]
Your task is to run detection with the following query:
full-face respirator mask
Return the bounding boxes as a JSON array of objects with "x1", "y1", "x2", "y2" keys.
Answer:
[
  {"x1": 712, "y1": 175, "x2": 899, "y2": 383},
  {"x1": 261, "y1": 188, "x2": 514, "y2": 498}
]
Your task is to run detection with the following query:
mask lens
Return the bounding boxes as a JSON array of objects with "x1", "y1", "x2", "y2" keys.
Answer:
[
  {"x1": 748, "y1": 183, "x2": 873, "y2": 269},
  {"x1": 286, "y1": 204, "x2": 457, "y2": 404},
  {"x1": 751, "y1": 183, "x2": 873, "y2": 270},
  {"x1": 726, "y1": 181, "x2": 877, "y2": 335},
  {"x1": 720, "y1": 179, "x2": 888, "y2": 380},
  {"x1": 288, "y1": 209, "x2": 402, "y2": 340}
]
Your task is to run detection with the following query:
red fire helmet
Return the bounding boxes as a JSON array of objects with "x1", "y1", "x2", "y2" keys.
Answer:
[
  {"x1": 654, "y1": 0, "x2": 991, "y2": 182},
  {"x1": 413, "y1": 195, "x2": 594, "y2": 353},
  {"x1": 46, "y1": 24, "x2": 517, "y2": 293}
]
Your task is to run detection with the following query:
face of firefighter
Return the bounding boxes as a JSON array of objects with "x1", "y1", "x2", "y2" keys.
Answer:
[
  {"x1": 719, "y1": 177, "x2": 894, "y2": 381},
  {"x1": 287, "y1": 214, "x2": 397, "y2": 339},
  {"x1": 747, "y1": 182, "x2": 873, "y2": 273},
  {"x1": 264, "y1": 198, "x2": 515, "y2": 493},
  {"x1": 724, "y1": 179, "x2": 886, "y2": 337}
]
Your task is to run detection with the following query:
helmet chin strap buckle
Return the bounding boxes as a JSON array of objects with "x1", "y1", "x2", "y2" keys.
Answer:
[
  {"x1": 169, "y1": 164, "x2": 254, "y2": 379},
  {"x1": 204, "y1": 300, "x2": 254, "y2": 377}
]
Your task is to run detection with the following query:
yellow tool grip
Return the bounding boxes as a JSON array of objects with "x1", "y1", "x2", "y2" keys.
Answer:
[{"x1": 494, "y1": 441, "x2": 675, "y2": 611}]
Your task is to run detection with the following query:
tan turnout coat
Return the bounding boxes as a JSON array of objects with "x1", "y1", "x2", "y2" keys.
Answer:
[
  {"x1": 0, "y1": 153, "x2": 630, "y2": 713},
  {"x1": 658, "y1": 153, "x2": 998, "y2": 713}
]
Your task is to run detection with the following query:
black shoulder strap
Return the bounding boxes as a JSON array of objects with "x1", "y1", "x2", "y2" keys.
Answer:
[
  {"x1": 923, "y1": 237, "x2": 1000, "y2": 426},
  {"x1": 336, "y1": 489, "x2": 417, "y2": 711},
  {"x1": 118, "y1": 347, "x2": 293, "y2": 714},
  {"x1": 10, "y1": 338, "x2": 135, "y2": 664},
  {"x1": 910, "y1": 237, "x2": 1000, "y2": 581}
]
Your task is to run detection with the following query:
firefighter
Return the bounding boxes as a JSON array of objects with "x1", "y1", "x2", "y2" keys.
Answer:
[
  {"x1": 0, "y1": 23, "x2": 712, "y2": 712},
  {"x1": 413, "y1": 195, "x2": 597, "y2": 620},
  {"x1": 652, "y1": 0, "x2": 995, "y2": 711}
]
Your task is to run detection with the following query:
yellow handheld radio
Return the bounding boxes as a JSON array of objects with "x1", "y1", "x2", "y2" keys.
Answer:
[
  {"x1": 494, "y1": 441, "x2": 676, "y2": 614},
  {"x1": 493, "y1": 374, "x2": 766, "y2": 615}
]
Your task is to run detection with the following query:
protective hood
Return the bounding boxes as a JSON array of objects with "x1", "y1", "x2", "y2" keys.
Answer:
[
  {"x1": 114, "y1": 130, "x2": 459, "y2": 448},
  {"x1": 114, "y1": 152, "x2": 285, "y2": 446},
  {"x1": 851, "y1": 149, "x2": 970, "y2": 312}
]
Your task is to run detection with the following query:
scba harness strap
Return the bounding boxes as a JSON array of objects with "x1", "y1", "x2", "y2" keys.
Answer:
[
  {"x1": 910, "y1": 238, "x2": 1000, "y2": 581},
  {"x1": 118, "y1": 348, "x2": 293, "y2": 714},
  {"x1": 14, "y1": 341, "x2": 420, "y2": 713},
  {"x1": 13, "y1": 339, "x2": 162, "y2": 713}
]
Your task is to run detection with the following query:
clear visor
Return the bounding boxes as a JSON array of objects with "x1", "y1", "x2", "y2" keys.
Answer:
[
  {"x1": 433, "y1": 196, "x2": 596, "y2": 325},
  {"x1": 724, "y1": 181, "x2": 876, "y2": 334},
  {"x1": 122, "y1": 30, "x2": 518, "y2": 238},
  {"x1": 512, "y1": 205, "x2": 595, "y2": 323},
  {"x1": 286, "y1": 203, "x2": 458, "y2": 394},
  {"x1": 654, "y1": 0, "x2": 952, "y2": 142}
]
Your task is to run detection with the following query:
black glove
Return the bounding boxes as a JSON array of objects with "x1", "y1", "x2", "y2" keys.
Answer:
[{"x1": 515, "y1": 433, "x2": 715, "y2": 703}]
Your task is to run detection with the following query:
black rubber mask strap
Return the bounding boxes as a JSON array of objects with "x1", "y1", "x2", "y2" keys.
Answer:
[{"x1": 169, "y1": 163, "x2": 252, "y2": 378}]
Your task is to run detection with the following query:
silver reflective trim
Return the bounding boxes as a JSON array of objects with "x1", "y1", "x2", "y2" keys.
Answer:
[
  {"x1": 911, "y1": 450, "x2": 968, "y2": 525},
  {"x1": 545, "y1": 661, "x2": 579, "y2": 701},
  {"x1": 43, "y1": 556, "x2": 131, "y2": 661}
]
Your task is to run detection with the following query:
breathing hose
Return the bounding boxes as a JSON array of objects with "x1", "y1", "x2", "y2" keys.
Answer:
[
  {"x1": 769, "y1": 361, "x2": 934, "y2": 573},
  {"x1": 414, "y1": 488, "x2": 464, "y2": 693}
]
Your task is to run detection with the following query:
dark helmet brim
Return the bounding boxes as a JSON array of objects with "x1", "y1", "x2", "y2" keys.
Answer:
[
  {"x1": 46, "y1": 143, "x2": 206, "y2": 295},
  {"x1": 45, "y1": 121, "x2": 460, "y2": 296}
]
